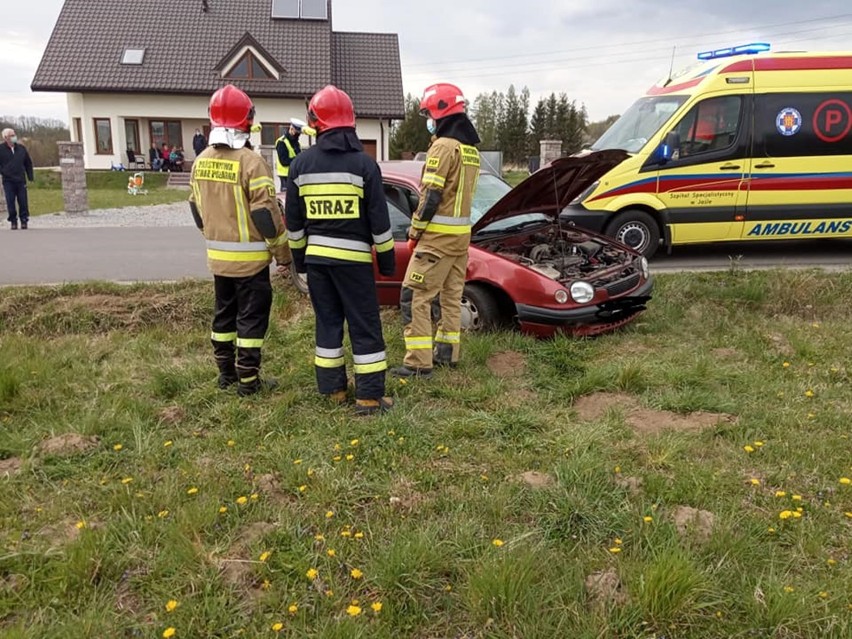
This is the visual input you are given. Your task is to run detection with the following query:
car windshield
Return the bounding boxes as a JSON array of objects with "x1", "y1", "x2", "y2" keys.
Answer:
[
  {"x1": 471, "y1": 173, "x2": 513, "y2": 225},
  {"x1": 591, "y1": 95, "x2": 687, "y2": 153}
]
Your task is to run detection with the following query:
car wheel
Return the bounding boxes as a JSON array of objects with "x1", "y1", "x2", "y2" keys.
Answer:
[
  {"x1": 290, "y1": 269, "x2": 309, "y2": 295},
  {"x1": 605, "y1": 210, "x2": 661, "y2": 258},
  {"x1": 460, "y1": 284, "x2": 501, "y2": 332}
]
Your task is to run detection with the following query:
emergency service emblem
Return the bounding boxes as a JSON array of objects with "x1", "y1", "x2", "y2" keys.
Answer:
[{"x1": 776, "y1": 107, "x2": 802, "y2": 136}]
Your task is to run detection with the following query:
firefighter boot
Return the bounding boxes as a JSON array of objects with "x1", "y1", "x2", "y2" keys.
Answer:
[
  {"x1": 390, "y1": 366, "x2": 433, "y2": 379},
  {"x1": 237, "y1": 376, "x2": 279, "y2": 397},
  {"x1": 325, "y1": 389, "x2": 349, "y2": 405},
  {"x1": 433, "y1": 344, "x2": 458, "y2": 368},
  {"x1": 354, "y1": 397, "x2": 394, "y2": 416},
  {"x1": 213, "y1": 342, "x2": 238, "y2": 389}
]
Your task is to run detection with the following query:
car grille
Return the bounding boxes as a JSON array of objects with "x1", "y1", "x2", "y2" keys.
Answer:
[{"x1": 604, "y1": 272, "x2": 640, "y2": 297}]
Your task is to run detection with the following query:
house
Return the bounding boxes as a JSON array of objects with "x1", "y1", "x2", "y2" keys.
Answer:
[{"x1": 31, "y1": 0, "x2": 405, "y2": 170}]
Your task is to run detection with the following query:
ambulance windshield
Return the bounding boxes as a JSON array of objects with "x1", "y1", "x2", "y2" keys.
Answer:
[{"x1": 592, "y1": 95, "x2": 687, "y2": 153}]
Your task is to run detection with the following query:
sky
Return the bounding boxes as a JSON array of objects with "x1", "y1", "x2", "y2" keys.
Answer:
[{"x1": 3, "y1": 0, "x2": 852, "y2": 125}]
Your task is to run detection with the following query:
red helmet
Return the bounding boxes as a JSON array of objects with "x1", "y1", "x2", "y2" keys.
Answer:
[
  {"x1": 307, "y1": 85, "x2": 356, "y2": 132},
  {"x1": 209, "y1": 84, "x2": 255, "y2": 132},
  {"x1": 419, "y1": 83, "x2": 467, "y2": 120}
]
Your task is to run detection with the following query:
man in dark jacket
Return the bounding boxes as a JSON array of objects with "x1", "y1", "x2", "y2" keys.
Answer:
[
  {"x1": 192, "y1": 129, "x2": 207, "y2": 157},
  {"x1": 0, "y1": 128, "x2": 35, "y2": 230},
  {"x1": 285, "y1": 85, "x2": 395, "y2": 415}
]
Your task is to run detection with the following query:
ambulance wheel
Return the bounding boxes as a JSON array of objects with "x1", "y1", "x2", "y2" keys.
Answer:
[
  {"x1": 606, "y1": 210, "x2": 660, "y2": 258},
  {"x1": 461, "y1": 284, "x2": 500, "y2": 332},
  {"x1": 291, "y1": 269, "x2": 309, "y2": 295}
]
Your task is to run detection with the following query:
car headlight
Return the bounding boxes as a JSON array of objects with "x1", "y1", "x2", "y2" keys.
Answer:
[
  {"x1": 554, "y1": 289, "x2": 569, "y2": 304},
  {"x1": 640, "y1": 257, "x2": 649, "y2": 279},
  {"x1": 569, "y1": 281, "x2": 595, "y2": 304},
  {"x1": 568, "y1": 181, "x2": 600, "y2": 206}
]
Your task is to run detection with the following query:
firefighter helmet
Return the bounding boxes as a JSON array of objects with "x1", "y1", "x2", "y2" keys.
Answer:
[
  {"x1": 209, "y1": 85, "x2": 255, "y2": 132},
  {"x1": 419, "y1": 83, "x2": 467, "y2": 120},
  {"x1": 307, "y1": 85, "x2": 356, "y2": 132}
]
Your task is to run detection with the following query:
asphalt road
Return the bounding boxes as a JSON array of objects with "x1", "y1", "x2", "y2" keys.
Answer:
[{"x1": 0, "y1": 227, "x2": 850, "y2": 286}]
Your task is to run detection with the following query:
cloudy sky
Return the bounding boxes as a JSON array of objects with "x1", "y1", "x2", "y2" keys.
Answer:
[{"x1": 4, "y1": 0, "x2": 852, "y2": 124}]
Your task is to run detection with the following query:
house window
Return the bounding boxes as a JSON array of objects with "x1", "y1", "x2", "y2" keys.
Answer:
[
  {"x1": 271, "y1": 0, "x2": 328, "y2": 20},
  {"x1": 125, "y1": 119, "x2": 140, "y2": 153},
  {"x1": 226, "y1": 50, "x2": 274, "y2": 79},
  {"x1": 121, "y1": 48, "x2": 145, "y2": 65},
  {"x1": 94, "y1": 118, "x2": 113, "y2": 154},
  {"x1": 150, "y1": 120, "x2": 183, "y2": 150},
  {"x1": 261, "y1": 122, "x2": 288, "y2": 146}
]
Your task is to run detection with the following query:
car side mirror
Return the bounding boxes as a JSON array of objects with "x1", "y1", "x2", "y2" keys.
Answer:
[{"x1": 659, "y1": 131, "x2": 680, "y2": 163}]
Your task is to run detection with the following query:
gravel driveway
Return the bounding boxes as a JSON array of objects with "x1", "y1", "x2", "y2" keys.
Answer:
[{"x1": 32, "y1": 202, "x2": 194, "y2": 228}]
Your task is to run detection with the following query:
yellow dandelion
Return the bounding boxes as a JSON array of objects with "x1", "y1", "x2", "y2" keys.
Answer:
[
  {"x1": 840, "y1": 477, "x2": 851, "y2": 485},
  {"x1": 643, "y1": 516, "x2": 653, "y2": 523},
  {"x1": 819, "y1": 591, "x2": 829, "y2": 599},
  {"x1": 271, "y1": 622, "x2": 284, "y2": 632},
  {"x1": 492, "y1": 539, "x2": 504, "y2": 547},
  {"x1": 307, "y1": 468, "x2": 315, "y2": 477},
  {"x1": 244, "y1": 463, "x2": 251, "y2": 472},
  {"x1": 609, "y1": 547, "x2": 622, "y2": 554},
  {"x1": 768, "y1": 527, "x2": 776, "y2": 533},
  {"x1": 250, "y1": 493, "x2": 259, "y2": 501},
  {"x1": 236, "y1": 496, "x2": 248, "y2": 505},
  {"x1": 298, "y1": 485, "x2": 307, "y2": 493},
  {"x1": 805, "y1": 390, "x2": 815, "y2": 398},
  {"x1": 775, "y1": 490, "x2": 787, "y2": 497},
  {"x1": 371, "y1": 602, "x2": 382, "y2": 613},
  {"x1": 754, "y1": 441, "x2": 765, "y2": 447},
  {"x1": 293, "y1": 458, "x2": 303, "y2": 465},
  {"x1": 259, "y1": 551, "x2": 271, "y2": 562},
  {"x1": 845, "y1": 512, "x2": 852, "y2": 518},
  {"x1": 186, "y1": 487, "x2": 198, "y2": 495},
  {"x1": 332, "y1": 455, "x2": 342, "y2": 462},
  {"x1": 783, "y1": 585, "x2": 795, "y2": 593},
  {"x1": 782, "y1": 362, "x2": 791, "y2": 368},
  {"x1": 792, "y1": 494, "x2": 802, "y2": 501},
  {"x1": 792, "y1": 511, "x2": 803, "y2": 519},
  {"x1": 314, "y1": 533, "x2": 325, "y2": 541},
  {"x1": 444, "y1": 584, "x2": 453, "y2": 592},
  {"x1": 346, "y1": 605, "x2": 362, "y2": 617},
  {"x1": 345, "y1": 454, "x2": 354, "y2": 461},
  {"x1": 219, "y1": 506, "x2": 228, "y2": 514},
  {"x1": 480, "y1": 474, "x2": 489, "y2": 482},
  {"x1": 121, "y1": 477, "x2": 133, "y2": 484},
  {"x1": 350, "y1": 439, "x2": 359, "y2": 447},
  {"x1": 325, "y1": 510, "x2": 334, "y2": 519},
  {"x1": 334, "y1": 443, "x2": 342, "y2": 451},
  {"x1": 261, "y1": 579, "x2": 271, "y2": 590},
  {"x1": 812, "y1": 322, "x2": 820, "y2": 328},
  {"x1": 163, "y1": 440, "x2": 173, "y2": 447},
  {"x1": 399, "y1": 378, "x2": 408, "y2": 385},
  {"x1": 340, "y1": 530, "x2": 352, "y2": 537},
  {"x1": 716, "y1": 611, "x2": 724, "y2": 618},
  {"x1": 75, "y1": 520, "x2": 86, "y2": 530},
  {"x1": 743, "y1": 445, "x2": 755, "y2": 453},
  {"x1": 288, "y1": 603, "x2": 298, "y2": 614},
  {"x1": 350, "y1": 568, "x2": 363, "y2": 579},
  {"x1": 113, "y1": 443, "x2": 123, "y2": 451},
  {"x1": 827, "y1": 558, "x2": 837, "y2": 566},
  {"x1": 750, "y1": 478, "x2": 761, "y2": 486},
  {"x1": 325, "y1": 589, "x2": 334, "y2": 597},
  {"x1": 327, "y1": 548, "x2": 336, "y2": 557},
  {"x1": 162, "y1": 628, "x2": 175, "y2": 639},
  {"x1": 306, "y1": 568, "x2": 318, "y2": 580},
  {"x1": 807, "y1": 413, "x2": 816, "y2": 419},
  {"x1": 354, "y1": 531, "x2": 364, "y2": 539},
  {"x1": 614, "y1": 538, "x2": 623, "y2": 545},
  {"x1": 165, "y1": 600, "x2": 179, "y2": 613},
  {"x1": 613, "y1": 465, "x2": 621, "y2": 473},
  {"x1": 779, "y1": 510, "x2": 793, "y2": 520},
  {"x1": 158, "y1": 510, "x2": 169, "y2": 519}
]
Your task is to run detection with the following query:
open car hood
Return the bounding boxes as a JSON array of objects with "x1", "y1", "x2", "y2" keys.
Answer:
[{"x1": 472, "y1": 149, "x2": 629, "y2": 233}]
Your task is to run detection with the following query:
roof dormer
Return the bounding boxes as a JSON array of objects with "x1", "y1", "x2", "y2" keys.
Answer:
[{"x1": 216, "y1": 33, "x2": 283, "y2": 80}]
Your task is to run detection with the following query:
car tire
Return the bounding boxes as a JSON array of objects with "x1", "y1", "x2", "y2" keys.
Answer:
[
  {"x1": 290, "y1": 269, "x2": 309, "y2": 295},
  {"x1": 461, "y1": 284, "x2": 501, "y2": 332},
  {"x1": 605, "y1": 210, "x2": 661, "y2": 258}
]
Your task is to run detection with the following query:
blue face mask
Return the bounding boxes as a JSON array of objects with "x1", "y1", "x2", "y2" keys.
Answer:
[
  {"x1": 10, "y1": 136, "x2": 17, "y2": 144},
  {"x1": 426, "y1": 118, "x2": 436, "y2": 135}
]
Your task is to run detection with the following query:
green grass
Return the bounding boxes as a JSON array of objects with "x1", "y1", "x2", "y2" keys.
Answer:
[
  {"x1": 502, "y1": 170, "x2": 528, "y2": 187},
  {"x1": 28, "y1": 169, "x2": 188, "y2": 215},
  {"x1": 1, "y1": 271, "x2": 851, "y2": 638}
]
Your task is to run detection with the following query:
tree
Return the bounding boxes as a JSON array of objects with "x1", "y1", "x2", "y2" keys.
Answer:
[
  {"x1": 389, "y1": 94, "x2": 432, "y2": 159},
  {"x1": 497, "y1": 85, "x2": 529, "y2": 165},
  {"x1": 0, "y1": 115, "x2": 69, "y2": 167},
  {"x1": 471, "y1": 91, "x2": 503, "y2": 150}
]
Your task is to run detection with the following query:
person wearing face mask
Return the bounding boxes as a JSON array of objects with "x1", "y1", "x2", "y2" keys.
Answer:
[
  {"x1": 0, "y1": 128, "x2": 35, "y2": 230},
  {"x1": 391, "y1": 83, "x2": 481, "y2": 378},
  {"x1": 192, "y1": 128, "x2": 207, "y2": 157}
]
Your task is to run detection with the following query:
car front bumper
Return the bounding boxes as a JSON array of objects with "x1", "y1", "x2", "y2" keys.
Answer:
[{"x1": 558, "y1": 204, "x2": 609, "y2": 234}]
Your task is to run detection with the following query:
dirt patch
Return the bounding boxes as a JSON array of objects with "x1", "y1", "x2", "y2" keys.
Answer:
[
  {"x1": 38, "y1": 433, "x2": 99, "y2": 457},
  {"x1": 585, "y1": 569, "x2": 628, "y2": 608},
  {"x1": 0, "y1": 574, "x2": 27, "y2": 593},
  {"x1": 0, "y1": 457, "x2": 23, "y2": 477},
  {"x1": 767, "y1": 332, "x2": 794, "y2": 357},
  {"x1": 256, "y1": 473, "x2": 295, "y2": 506},
  {"x1": 158, "y1": 406, "x2": 185, "y2": 425},
  {"x1": 615, "y1": 475, "x2": 643, "y2": 496},
  {"x1": 389, "y1": 477, "x2": 425, "y2": 513},
  {"x1": 115, "y1": 568, "x2": 148, "y2": 614},
  {"x1": 233, "y1": 522, "x2": 277, "y2": 553},
  {"x1": 672, "y1": 506, "x2": 716, "y2": 542},
  {"x1": 573, "y1": 392, "x2": 734, "y2": 435},
  {"x1": 515, "y1": 471, "x2": 555, "y2": 489},
  {"x1": 486, "y1": 351, "x2": 526, "y2": 379},
  {"x1": 712, "y1": 348, "x2": 740, "y2": 360}
]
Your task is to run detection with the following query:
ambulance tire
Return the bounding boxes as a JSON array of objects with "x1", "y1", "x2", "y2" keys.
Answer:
[
  {"x1": 291, "y1": 269, "x2": 309, "y2": 294},
  {"x1": 461, "y1": 284, "x2": 500, "y2": 332},
  {"x1": 606, "y1": 210, "x2": 660, "y2": 258}
]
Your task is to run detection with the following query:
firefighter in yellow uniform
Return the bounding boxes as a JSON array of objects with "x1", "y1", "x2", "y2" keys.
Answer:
[
  {"x1": 392, "y1": 83, "x2": 481, "y2": 378},
  {"x1": 189, "y1": 84, "x2": 291, "y2": 396},
  {"x1": 274, "y1": 120, "x2": 302, "y2": 191}
]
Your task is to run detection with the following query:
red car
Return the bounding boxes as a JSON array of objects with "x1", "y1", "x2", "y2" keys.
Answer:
[{"x1": 284, "y1": 150, "x2": 653, "y2": 337}]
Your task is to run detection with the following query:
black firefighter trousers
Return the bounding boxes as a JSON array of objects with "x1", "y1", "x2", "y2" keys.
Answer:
[
  {"x1": 211, "y1": 268, "x2": 273, "y2": 385},
  {"x1": 306, "y1": 263, "x2": 387, "y2": 400}
]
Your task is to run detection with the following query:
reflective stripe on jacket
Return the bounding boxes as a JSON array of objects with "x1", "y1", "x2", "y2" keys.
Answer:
[{"x1": 275, "y1": 136, "x2": 297, "y2": 177}]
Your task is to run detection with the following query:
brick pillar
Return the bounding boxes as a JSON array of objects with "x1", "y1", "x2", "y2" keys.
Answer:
[
  {"x1": 58, "y1": 141, "x2": 88, "y2": 214},
  {"x1": 540, "y1": 139, "x2": 563, "y2": 167}
]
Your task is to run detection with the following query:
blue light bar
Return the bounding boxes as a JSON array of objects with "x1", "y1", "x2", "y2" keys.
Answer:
[{"x1": 697, "y1": 42, "x2": 771, "y2": 61}]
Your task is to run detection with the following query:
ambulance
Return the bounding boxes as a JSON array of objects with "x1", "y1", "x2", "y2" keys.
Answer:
[{"x1": 560, "y1": 44, "x2": 852, "y2": 257}]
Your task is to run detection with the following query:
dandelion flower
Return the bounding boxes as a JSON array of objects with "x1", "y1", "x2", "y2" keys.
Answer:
[
  {"x1": 325, "y1": 589, "x2": 334, "y2": 597},
  {"x1": 261, "y1": 579, "x2": 271, "y2": 590},
  {"x1": 775, "y1": 490, "x2": 787, "y2": 497},
  {"x1": 158, "y1": 510, "x2": 169, "y2": 519},
  {"x1": 346, "y1": 605, "x2": 362, "y2": 617},
  {"x1": 340, "y1": 530, "x2": 352, "y2": 538},
  {"x1": 779, "y1": 510, "x2": 793, "y2": 520},
  {"x1": 298, "y1": 485, "x2": 307, "y2": 493},
  {"x1": 783, "y1": 585, "x2": 794, "y2": 593},
  {"x1": 306, "y1": 568, "x2": 318, "y2": 580},
  {"x1": 236, "y1": 496, "x2": 248, "y2": 505},
  {"x1": 334, "y1": 443, "x2": 342, "y2": 451},
  {"x1": 113, "y1": 443, "x2": 123, "y2": 451},
  {"x1": 75, "y1": 520, "x2": 86, "y2": 530},
  {"x1": 250, "y1": 493, "x2": 259, "y2": 501},
  {"x1": 827, "y1": 558, "x2": 837, "y2": 566},
  {"x1": 219, "y1": 506, "x2": 228, "y2": 514},
  {"x1": 750, "y1": 478, "x2": 761, "y2": 486},
  {"x1": 332, "y1": 455, "x2": 342, "y2": 462},
  {"x1": 371, "y1": 602, "x2": 382, "y2": 613},
  {"x1": 845, "y1": 512, "x2": 852, "y2": 518},
  {"x1": 354, "y1": 531, "x2": 364, "y2": 539},
  {"x1": 782, "y1": 362, "x2": 791, "y2": 368},
  {"x1": 293, "y1": 459, "x2": 302, "y2": 465},
  {"x1": 271, "y1": 622, "x2": 284, "y2": 632},
  {"x1": 609, "y1": 547, "x2": 622, "y2": 554},
  {"x1": 743, "y1": 445, "x2": 755, "y2": 453},
  {"x1": 288, "y1": 603, "x2": 298, "y2": 614},
  {"x1": 350, "y1": 568, "x2": 363, "y2": 579},
  {"x1": 492, "y1": 539, "x2": 504, "y2": 547},
  {"x1": 314, "y1": 533, "x2": 325, "y2": 541},
  {"x1": 768, "y1": 527, "x2": 776, "y2": 533},
  {"x1": 121, "y1": 477, "x2": 133, "y2": 485},
  {"x1": 345, "y1": 454, "x2": 354, "y2": 461},
  {"x1": 307, "y1": 468, "x2": 315, "y2": 477},
  {"x1": 186, "y1": 487, "x2": 198, "y2": 495},
  {"x1": 643, "y1": 516, "x2": 653, "y2": 523},
  {"x1": 399, "y1": 379, "x2": 408, "y2": 385},
  {"x1": 754, "y1": 441, "x2": 765, "y2": 447},
  {"x1": 819, "y1": 591, "x2": 829, "y2": 599},
  {"x1": 792, "y1": 511, "x2": 803, "y2": 519},
  {"x1": 805, "y1": 390, "x2": 815, "y2": 398},
  {"x1": 614, "y1": 538, "x2": 623, "y2": 545},
  {"x1": 259, "y1": 551, "x2": 271, "y2": 562},
  {"x1": 792, "y1": 495, "x2": 802, "y2": 501},
  {"x1": 163, "y1": 440, "x2": 173, "y2": 447},
  {"x1": 840, "y1": 477, "x2": 851, "y2": 485},
  {"x1": 325, "y1": 510, "x2": 334, "y2": 519},
  {"x1": 327, "y1": 549, "x2": 336, "y2": 557},
  {"x1": 350, "y1": 439, "x2": 359, "y2": 447},
  {"x1": 226, "y1": 439, "x2": 235, "y2": 447},
  {"x1": 162, "y1": 628, "x2": 176, "y2": 638},
  {"x1": 165, "y1": 600, "x2": 179, "y2": 613}
]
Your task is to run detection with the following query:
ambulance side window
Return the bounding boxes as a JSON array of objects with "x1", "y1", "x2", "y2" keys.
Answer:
[
  {"x1": 671, "y1": 96, "x2": 743, "y2": 159},
  {"x1": 755, "y1": 93, "x2": 852, "y2": 157}
]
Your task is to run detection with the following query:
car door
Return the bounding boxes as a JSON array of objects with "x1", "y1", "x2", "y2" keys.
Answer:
[
  {"x1": 373, "y1": 181, "x2": 417, "y2": 306},
  {"x1": 743, "y1": 92, "x2": 852, "y2": 240},
  {"x1": 655, "y1": 94, "x2": 751, "y2": 243}
]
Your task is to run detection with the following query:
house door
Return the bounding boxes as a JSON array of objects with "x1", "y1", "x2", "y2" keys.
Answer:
[
  {"x1": 362, "y1": 140, "x2": 377, "y2": 160},
  {"x1": 125, "y1": 119, "x2": 140, "y2": 153}
]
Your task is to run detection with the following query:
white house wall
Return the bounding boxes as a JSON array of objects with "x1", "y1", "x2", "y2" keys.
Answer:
[{"x1": 66, "y1": 93, "x2": 392, "y2": 169}]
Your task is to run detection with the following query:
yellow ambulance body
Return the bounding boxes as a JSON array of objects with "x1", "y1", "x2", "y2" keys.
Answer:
[{"x1": 562, "y1": 46, "x2": 852, "y2": 257}]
